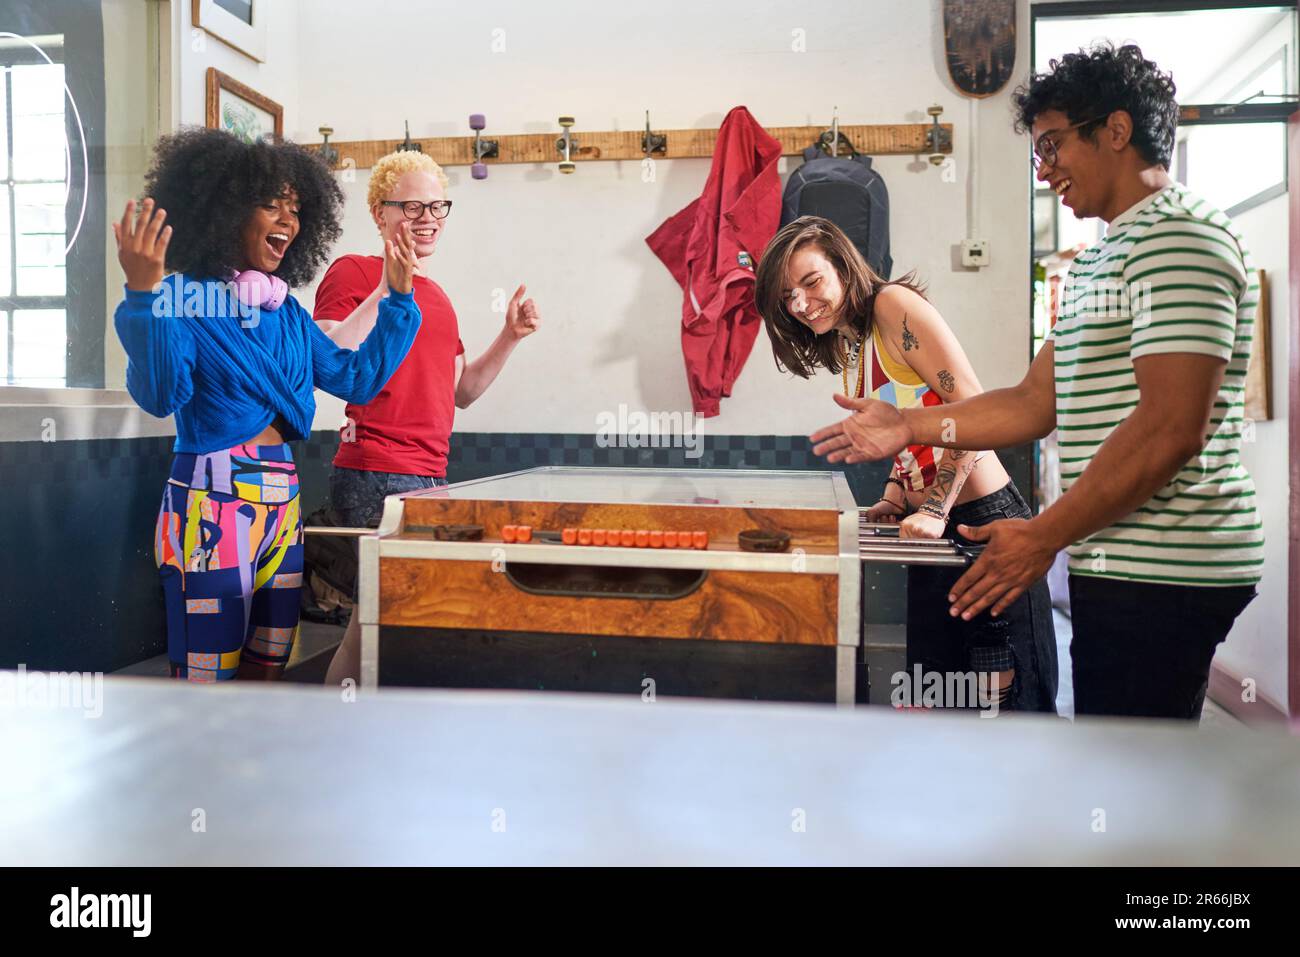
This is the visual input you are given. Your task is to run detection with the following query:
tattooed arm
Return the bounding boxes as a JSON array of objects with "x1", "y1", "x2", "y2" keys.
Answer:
[
  {"x1": 870, "y1": 285, "x2": 986, "y2": 404},
  {"x1": 915, "y1": 447, "x2": 979, "y2": 520},
  {"x1": 870, "y1": 285, "x2": 990, "y2": 539}
]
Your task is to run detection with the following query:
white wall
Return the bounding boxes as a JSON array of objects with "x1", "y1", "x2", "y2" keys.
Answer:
[
  {"x1": 1218, "y1": 193, "x2": 1290, "y2": 712},
  {"x1": 291, "y1": 0, "x2": 1035, "y2": 435},
  {"x1": 174, "y1": 0, "x2": 301, "y2": 138},
  {"x1": 1197, "y1": 12, "x2": 1291, "y2": 714},
  {"x1": 102, "y1": 0, "x2": 164, "y2": 392}
]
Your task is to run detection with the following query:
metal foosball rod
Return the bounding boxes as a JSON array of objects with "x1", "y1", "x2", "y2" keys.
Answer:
[{"x1": 858, "y1": 511, "x2": 984, "y2": 567}]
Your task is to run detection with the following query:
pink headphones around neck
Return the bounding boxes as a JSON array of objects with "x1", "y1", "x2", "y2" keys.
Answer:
[{"x1": 232, "y1": 269, "x2": 288, "y2": 311}]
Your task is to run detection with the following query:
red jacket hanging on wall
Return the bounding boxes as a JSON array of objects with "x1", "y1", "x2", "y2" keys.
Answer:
[{"x1": 646, "y1": 106, "x2": 782, "y2": 417}]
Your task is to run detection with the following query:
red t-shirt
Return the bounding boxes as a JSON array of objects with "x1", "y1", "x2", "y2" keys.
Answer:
[{"x1": 313, "y1": 254, "x2": 464, "y2": 476}]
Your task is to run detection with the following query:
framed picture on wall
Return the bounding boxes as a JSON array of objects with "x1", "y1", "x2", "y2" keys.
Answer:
[
  {"x1": 205, "y1": 68, "x2": 282, "y2": 144},
  {"x1": 192, "y1": 0, "x2": 266, "y2": 63},
  {"x1": 1244, "y1": 270, "x2": 1272, "y2": 421}
]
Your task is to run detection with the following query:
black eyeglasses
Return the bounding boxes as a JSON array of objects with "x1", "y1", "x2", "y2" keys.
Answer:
[
  {"x1": 382, "y1": 199, "x2": 453, "y2": 220},
  {"x1": 1031, "y1": 114, "x2": 1107, "y2": 171}
]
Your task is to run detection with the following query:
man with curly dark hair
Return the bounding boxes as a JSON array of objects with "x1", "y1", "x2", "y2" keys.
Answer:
[
  {"x1": 112, "y1": 127, "x2": 424, "y2": 682},
  {"x1": 811, "y1": 44, "x2": 1262, "y2": 719}
]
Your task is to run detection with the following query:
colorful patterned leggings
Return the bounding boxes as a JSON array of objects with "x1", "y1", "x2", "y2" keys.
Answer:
[{"x1": 155, "y1": 443, "x2": 304, "y2": 681}]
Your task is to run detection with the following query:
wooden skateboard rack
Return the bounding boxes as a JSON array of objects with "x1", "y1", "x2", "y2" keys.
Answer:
[{"x1": 308, "y1": 118, "x2": 955, "y2": 172}]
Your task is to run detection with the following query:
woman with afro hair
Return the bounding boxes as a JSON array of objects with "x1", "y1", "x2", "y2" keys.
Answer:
[{"x1": 112, "y1": 126, "x2": 422, "y2": 682}]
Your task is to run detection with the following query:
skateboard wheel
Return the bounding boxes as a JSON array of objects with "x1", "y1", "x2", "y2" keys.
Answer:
[
  {"x1": 692, "y1": 531, "x2": 709, "y2": 550},
  {"x1": 635, "y1": 530, "x2": 649, "y2": 548},
  {"x1": 592, "y1": 529, "x2": 607, "y2": 546},
  {"x1": 558, "y1": 116, "x2": 574, "y2": 128},
  {"x1": 516, "y1": 525, "x2": 532, "y2": 543},
  {"x1": 558, "y1": 161, "x2": 576, "y2": 174},
  {"x1": 469, "y1": 113, "x2": 486, "y2": 130},
  {"x1": 502, "y1": 524, "x2": 517, "y2": 543},
  {"x1": 578, "y1": 529, "x2": 593, "y2": 546},
  {"x1": 738, "y1": 529, "x2": 791, "y2": 553},
  {"x1": 649, "y1": 530, "x2": 663, "y2": 548},
  {"x1": 664, "y1": 531, "x2": 678, "y2": 548},
  {"x1": 471, "y1": 162, "x2": 488, "y2": 179},
  {"x1": 562, "y1": 527, "x2": 577, "y2": 545}
]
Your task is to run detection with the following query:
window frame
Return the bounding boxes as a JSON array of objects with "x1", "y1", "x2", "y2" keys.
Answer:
[
  {"x1": 0, "y1": 1, "x2": 106, "y2": 390},
  {"x1": 1, "y1": 44, "x2": 69, "y2": 386}
]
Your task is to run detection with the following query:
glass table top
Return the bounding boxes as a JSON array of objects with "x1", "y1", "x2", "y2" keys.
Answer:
[{"x1": 406, "y1": 467, "x2": 847, "y2": 510}]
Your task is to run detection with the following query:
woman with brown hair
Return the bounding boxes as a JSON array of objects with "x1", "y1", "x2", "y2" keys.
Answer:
[{"x1": 754, "y1": 216, "x2": 1056, "y2": 712}]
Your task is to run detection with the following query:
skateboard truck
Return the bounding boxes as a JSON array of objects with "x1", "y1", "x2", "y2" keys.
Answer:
[
  {"x1": 556, "y1": 116, "x2": 579, "y2": 173},
  {"x1": 641, "y1": 110, "x2": 667, "y2": 156},
  {"x1": 397, "y1": 119, "x2": 422, "y2": 154},
  {"x1": 469, "y1": 114, "x2": 498, "y2": 180},
  {"x1": 926, "y1": 104, "x2": 951, "y2": 165},
  {"x1": 317, "y1": 126, "x2": 339, "y2": 168}
]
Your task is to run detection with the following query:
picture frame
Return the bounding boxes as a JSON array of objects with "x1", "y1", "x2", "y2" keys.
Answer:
[
  {"x1": 192, "y1": 0, "x2": 266, "y2": 63},
  {"x1": 1244, "y1": 269, "x2": 1272, "y2": 421},
  {"x1": 205, "y1": 68, "x2": 283, "y2": 144}
]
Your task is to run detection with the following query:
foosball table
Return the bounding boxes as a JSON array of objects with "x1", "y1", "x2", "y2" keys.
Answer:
[{"x1": 357, "y1": 467, "x2": 982, "y2": 705}]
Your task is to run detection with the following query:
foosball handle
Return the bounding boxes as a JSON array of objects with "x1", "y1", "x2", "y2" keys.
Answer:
[{"x1": 954, "y1": 542, "x2": 986, "y2": 561}]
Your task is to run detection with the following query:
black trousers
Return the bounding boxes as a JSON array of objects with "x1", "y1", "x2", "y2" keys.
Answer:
[
  {"x1": 1068, "y1": 574, "x2": 1256, "y2": 720},
  {"x1": 907, "y1": 482, "x2": 1059, "y2": 713}
]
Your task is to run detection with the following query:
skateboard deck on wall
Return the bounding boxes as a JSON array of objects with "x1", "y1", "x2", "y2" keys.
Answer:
[{"x1": 943, "y1": 0, "x2": 1017, "y2": 98}]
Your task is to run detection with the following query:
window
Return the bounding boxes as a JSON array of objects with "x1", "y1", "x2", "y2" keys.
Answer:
[
  {"x1": 0, "y1": 43, "x2": 68, "y2": 387},
  {"x1": 2, "y1": 0, "x2": 160, "y2": 393},
  {"x1": 1177, "y1": 45, "x2": 1292, "y2": 213}
]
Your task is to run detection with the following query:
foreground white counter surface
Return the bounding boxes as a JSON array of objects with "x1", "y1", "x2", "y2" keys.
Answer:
[{"x1": 2, "y1": 676, "x2": 1297, "y2": 865}]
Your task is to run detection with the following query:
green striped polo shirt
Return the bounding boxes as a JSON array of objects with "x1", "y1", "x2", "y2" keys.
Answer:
[{"x1": 1051, "y1": 182, "x2": 1263, "y2": 587}]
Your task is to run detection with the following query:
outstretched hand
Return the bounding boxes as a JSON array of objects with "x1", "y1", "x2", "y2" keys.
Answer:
[
  {"x1": 810, "y1": 392, "x2": 914, "y2": 464},
  {"x1": 113, "y1": 198, "x2": 171, "y2": 292},
  {"x1": 384, "y1": 221, "x2": 419, "y2": 295}
]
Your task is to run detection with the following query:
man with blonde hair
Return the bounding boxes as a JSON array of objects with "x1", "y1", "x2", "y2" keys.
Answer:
[{"x1": 313, "y1": 150, "x2": 541, "y2": 685}]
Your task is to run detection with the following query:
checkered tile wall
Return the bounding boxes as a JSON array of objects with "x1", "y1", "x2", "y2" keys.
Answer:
[{"x1": 0, "y1": 432, "x2": 1034, "y2": 673}]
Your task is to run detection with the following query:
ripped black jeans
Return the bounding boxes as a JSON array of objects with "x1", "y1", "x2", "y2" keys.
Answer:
[{"x1": 905, "y1": 482, "x2": 1059, "y2": 713}]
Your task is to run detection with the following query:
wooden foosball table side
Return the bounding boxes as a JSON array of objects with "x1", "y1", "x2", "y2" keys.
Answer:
[{"x1": 358, "y1": 471, "x2": 865, "y2": 705}]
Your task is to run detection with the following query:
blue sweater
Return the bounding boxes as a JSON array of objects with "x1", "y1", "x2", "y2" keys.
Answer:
[{"x1": 114, "y1": 274, "x2": 421, "y2": 453}]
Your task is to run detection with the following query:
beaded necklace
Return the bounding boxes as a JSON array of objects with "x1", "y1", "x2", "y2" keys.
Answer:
[{"x1": 834, "y1": 332, "x2": 866, "y2": 398}]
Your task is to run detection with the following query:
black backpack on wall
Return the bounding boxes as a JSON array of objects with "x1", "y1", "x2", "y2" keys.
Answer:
[{"x1": 781, "y1": 147, "x2": 893, "y2": 280}]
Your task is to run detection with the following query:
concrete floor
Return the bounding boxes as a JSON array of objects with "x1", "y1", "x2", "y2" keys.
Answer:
[
  {"x1": 859, "y1": 607, "x2": 1237, "y2": 725},
  {"x1": 114, "y1": 618, "x2": 346, "y2": 683},
  {"x1": 114, "y1": 610, "x2": 1239, "y2": 726}
]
